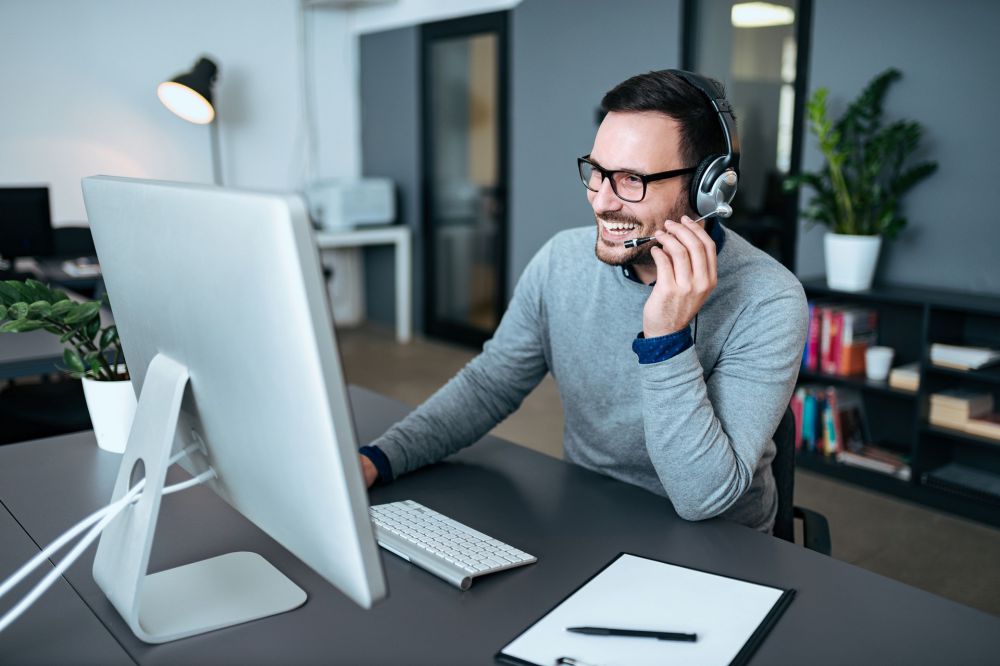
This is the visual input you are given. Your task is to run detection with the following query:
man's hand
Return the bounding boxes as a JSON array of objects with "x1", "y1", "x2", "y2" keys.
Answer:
[
  {"x1": 360, "y1": 454, "x2": 378, "y2": 488},
  {"x1": 642, "y1": 215, "x2": 718, "y2": 338}
]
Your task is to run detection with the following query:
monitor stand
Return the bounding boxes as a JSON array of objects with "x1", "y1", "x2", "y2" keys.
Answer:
[{"x1": 92, "y1": 353, "x2": 307, "y2": 643}]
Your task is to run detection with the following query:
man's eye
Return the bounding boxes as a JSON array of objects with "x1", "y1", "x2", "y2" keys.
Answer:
[{"x1": 622, "y1": 174, "x2": 643, "y2": 186}]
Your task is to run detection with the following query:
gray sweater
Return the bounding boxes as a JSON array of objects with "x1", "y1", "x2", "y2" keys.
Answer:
[{"x1": 372, "y1": 224, "x2": 808, "y2": 532}]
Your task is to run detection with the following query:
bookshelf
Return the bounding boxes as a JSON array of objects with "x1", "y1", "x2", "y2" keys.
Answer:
[{"x1": 798, "y1": 279, "x2": 1000, "y2": 527}]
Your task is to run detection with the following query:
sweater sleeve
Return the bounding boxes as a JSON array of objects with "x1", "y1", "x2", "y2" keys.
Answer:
[
  {"x1": 637, "y1": 284, "x2": 808, "y2": 521},
  {"x1": 369, "y1": 241, "x2": 552, "y2": 478}
]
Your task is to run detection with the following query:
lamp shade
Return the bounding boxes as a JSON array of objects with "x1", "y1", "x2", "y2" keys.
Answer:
[{"x1": 157, "y1": 57, "x2": 218, "y2": 124}]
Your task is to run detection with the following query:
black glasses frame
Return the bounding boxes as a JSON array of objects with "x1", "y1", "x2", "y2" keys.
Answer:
[{"x1": 577, "y1": 155, "x2": 697, "y2": 203}]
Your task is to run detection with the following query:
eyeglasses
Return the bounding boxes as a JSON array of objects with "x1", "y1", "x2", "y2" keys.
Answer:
[{"x1": 577, "y1": 155, "x2": 697, "y2": 203}]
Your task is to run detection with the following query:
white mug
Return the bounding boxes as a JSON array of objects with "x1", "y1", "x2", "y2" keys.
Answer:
[{"x1": 866, "y1": 346, "x2": 895, "y2": 382}]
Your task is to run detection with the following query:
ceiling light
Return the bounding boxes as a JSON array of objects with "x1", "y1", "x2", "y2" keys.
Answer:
[{"x1": 731, "y1": 2, "x2": 795, "y2": 28}]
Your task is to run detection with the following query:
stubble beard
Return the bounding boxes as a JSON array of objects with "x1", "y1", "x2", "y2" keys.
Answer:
[{"x1": 593, "y1": 201, "x2": 688, "y2": 268}]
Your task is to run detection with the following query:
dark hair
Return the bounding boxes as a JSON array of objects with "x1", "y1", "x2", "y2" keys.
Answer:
[{"x1": 599, "y1": 70, "x2": 734, "y2": 181}]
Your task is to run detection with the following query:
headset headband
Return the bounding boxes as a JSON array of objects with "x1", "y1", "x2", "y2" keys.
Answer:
[{"x1": 667, "y1": 70, "x2": 741, "y2": 173}]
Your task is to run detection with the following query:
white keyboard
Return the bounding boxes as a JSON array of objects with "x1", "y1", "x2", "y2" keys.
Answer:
[{"x1": 369, "y1": 500, "x2": 537, "y2": 590}]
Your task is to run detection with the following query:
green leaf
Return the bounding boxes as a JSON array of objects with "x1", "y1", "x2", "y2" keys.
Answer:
[
  {"x1": 0, "y1": 282, "x2": 22, "y2": 306},
  {"x1": 0, "y1": 304, "x2": 6, "y2": 320},
  {"x1": 50, "y1": 299, "x2": 75, "y2": 318},
  {"x1": 24, "y1": 279, "x2": 56, "y2": 303},
  {"x1": 0, "y1": 319, "x2": 46, "y2": 333},
  {"x1": 9, "y1": 302, "x2": 29, "y2": 320},
  {"x1": 64, "y1": 301, "x2": 102, "y2": 325},
  {"x1": 60, "y1": 329, "x2": 77, "y2": 343},
  {"x1": 85, "y1": 317, "x2": 100, "y2": 341},
  {"x1": 27, "y1": 300, "x2": 52, "y2": 319},
  {"x1": 100, "y1": 326, "x2": 119, "y2": 348},
  {"x1": 63, "y1": 348, "x2": 86, "y2": 373}
]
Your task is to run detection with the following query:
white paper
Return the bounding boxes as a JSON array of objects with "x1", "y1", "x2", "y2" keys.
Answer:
[{"x1": 500, "y1": 554, "x2": 785, "y2": 666}]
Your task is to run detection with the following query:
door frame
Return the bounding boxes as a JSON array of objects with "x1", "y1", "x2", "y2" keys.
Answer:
[
  {"x1": 680, "y1": 0, "x2": 813, "y2": 271},
  {"x1": 420, "y1": 11, "x2": 510, "y2": 348}
]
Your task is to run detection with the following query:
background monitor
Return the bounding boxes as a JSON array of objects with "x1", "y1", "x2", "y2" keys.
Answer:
[
  {"x1": 0, "y1": 186, "x2": 54, "y2": 260},
  {"x1": 81, "y1": 176, "x2": 386, "y2": 642}
]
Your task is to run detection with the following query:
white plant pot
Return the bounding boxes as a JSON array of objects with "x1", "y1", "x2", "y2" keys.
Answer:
[
  {"x1": 824, "y1": 232, "x2": 882, "y2": 292},
  {"x1": 81, "y1": 375, "x2": 137, "y2": 454}
]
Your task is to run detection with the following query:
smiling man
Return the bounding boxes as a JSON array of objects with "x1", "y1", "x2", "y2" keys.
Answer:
[{"x1": 359, "y1": 70, "x2": 808, "y2": 533}]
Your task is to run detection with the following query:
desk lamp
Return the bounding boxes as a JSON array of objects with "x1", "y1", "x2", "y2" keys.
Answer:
[{"x1": 157, "y1": 57, "x2": 222, "y2": 185}]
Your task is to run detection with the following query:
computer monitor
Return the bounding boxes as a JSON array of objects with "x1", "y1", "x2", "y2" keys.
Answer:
[
  {"x1": 0, "y1": 186, "x2": 54, "y2": 268},
  {"x1": 80, "y1": 176, "x2": 386, "y2": 643}
]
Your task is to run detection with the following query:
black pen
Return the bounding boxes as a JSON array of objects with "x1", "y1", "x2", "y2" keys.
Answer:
[{"x1": 567, "y1": 626, "x2": 698, "y2": 642}]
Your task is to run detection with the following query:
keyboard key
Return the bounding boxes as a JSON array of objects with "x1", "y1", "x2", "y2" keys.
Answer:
[{"x1": 370, "y1": 500, "x2": 536, "y2": 589}]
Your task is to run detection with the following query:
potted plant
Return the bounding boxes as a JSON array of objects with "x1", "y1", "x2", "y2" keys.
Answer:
[
  {"x1": 786, "y1": 68, "x2": 938, "y2": 291},
  {"x1": 0, "y1": 279, "x2": 135, "y2": 453}
]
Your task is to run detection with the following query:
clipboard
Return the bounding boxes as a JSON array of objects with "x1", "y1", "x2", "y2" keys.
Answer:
[{"x1": 496, "y1": 553, "x2": 795, "y2": 666}]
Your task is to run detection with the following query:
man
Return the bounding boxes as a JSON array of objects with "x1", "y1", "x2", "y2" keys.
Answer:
[{"x1": 358, "y1": 70, "x2": 808, "y2": 533}]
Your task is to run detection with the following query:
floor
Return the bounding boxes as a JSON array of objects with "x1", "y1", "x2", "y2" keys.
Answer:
[{"x1": 338, "y1": 323, "x2": 1000, "y2": 617}]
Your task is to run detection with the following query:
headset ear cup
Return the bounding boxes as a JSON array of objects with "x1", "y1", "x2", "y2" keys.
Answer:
[{"x1": 689, "y1": 156, "x2": 717, "y2": 216}]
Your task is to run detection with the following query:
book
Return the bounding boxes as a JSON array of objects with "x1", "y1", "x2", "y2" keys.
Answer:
[
  {"x1": 838, "y1": 309, "x2": 878, "y2": 376},
  {"x1": 835, "y1": 390, "x2": 867, "y2": 453},
  {"x1": 888, "y1": 362, "x2": 920, "y2": 391},
  {"x1": 929, "y1": 388, "x2": 994, "y2": 419},
  {"x1": 825, "y1": 310, "x2": 843, "y2": 376},
  {"x1": 820, "y1": 307, "x2": 835, "y2": 375},
  {"x1": 805, "y1": 304, "x2": 822, "y2": 371},
  {"x1": 965, "y1": 413, "x2": 1000, "y2": 441},
  {"x1": 836, "y1": 447, "x2": 911, "y2": 481},
  {"x1": 930, "y1": 343, "x2": 1000, "y2": 371}
]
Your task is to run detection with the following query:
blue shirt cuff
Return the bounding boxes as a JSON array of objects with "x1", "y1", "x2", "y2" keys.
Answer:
[
  {"x1": 631, "y1": 327, "x2": 693, "y2": 364},
  {"x1": 359, "y1": 445, "x2": 394, "y2": 484}
]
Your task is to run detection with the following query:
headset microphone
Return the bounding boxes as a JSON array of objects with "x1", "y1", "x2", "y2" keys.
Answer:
[{"x1": 621, "y1": 203, "x2": 732, "y2": 248}]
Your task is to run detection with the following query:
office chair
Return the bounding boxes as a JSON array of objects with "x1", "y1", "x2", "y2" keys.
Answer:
[{"x1": 771, "y1": 406, "x2": 832, "y2": 554}]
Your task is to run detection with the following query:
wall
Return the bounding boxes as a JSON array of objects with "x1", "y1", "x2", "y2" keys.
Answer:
[
  {"x1": 360, "y1": 0, "x2": 684, "y2": 328},
  {"x1": 359, "y1": 27, "x2": 423, "y2": 329},
  {"x1": 507, "y1": 0, "x2": 683, "y2": 294},
  {"x1": 797, "y1": 0, "x2": 1000, "y2": 294},
  {"x1": 0, "y1": 0, "x2": 362, "y2": 226}
]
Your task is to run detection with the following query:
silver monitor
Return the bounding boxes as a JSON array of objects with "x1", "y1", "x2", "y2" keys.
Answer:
[{"x1": 81, "y1": 176, "x2": 386, "y2": 643}]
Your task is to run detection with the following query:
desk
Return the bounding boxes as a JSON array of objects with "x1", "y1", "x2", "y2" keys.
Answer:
[
  {"x1": 315, "y1": 226, "x2": 412, "y2": 343},
  {"x1": 1, "y1": 386, "x2": 998, "y2": 664},
  {"x1": 0, "y1": 503, "x2": 132, "y2": 665}
]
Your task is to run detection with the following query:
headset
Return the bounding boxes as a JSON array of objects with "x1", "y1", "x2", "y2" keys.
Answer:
[{"x1": 667, "y1": 69, "x2": 741, "y2": 219}]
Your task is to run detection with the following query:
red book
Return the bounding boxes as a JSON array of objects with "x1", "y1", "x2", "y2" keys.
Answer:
[
  {"x1": 828, "y1": 310, "x2": 844, "y2": 376},
  {"x1": 806, "y1": 306, "x2": 822, "y2": 371},
  {"x1": 820, "y1": 308, "x2": 844, "y2": 375},
  {"x1": 819, "y1": 307, "x2": 834, "y2": 375}
]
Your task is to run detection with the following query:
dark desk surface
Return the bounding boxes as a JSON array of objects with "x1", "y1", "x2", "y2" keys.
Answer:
[
  {"x1": 1, "y1": 386, "x2": 998, "y2": 665},
  {"x1": 0, "y1": 502, "x2": 131, "y2": 665}
]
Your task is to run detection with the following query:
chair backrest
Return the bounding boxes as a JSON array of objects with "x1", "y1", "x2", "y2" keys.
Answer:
[{"x1": 771, "y1": 406, "x2": 796, "y2": 542}]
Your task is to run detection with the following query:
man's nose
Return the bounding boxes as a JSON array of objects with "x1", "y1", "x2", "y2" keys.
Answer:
[{"x1": 591, "y1": 176, "x2": 622, "y2": 213}]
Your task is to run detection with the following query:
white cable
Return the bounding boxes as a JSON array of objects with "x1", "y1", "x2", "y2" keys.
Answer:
[
  {"x1": 0, "y1": 448, "x2": 213, "y2": 633},
  {"x1": 0, "y1": 483, "x2": 139, "y2": 633},
  {"x1": 0, "y1": 445, "x2": 197, "y2": 603}
]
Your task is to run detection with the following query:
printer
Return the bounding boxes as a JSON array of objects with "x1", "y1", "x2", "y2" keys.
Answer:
[{"x1": 305, "y1": 178, "x2": 395, "y2": 231}]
